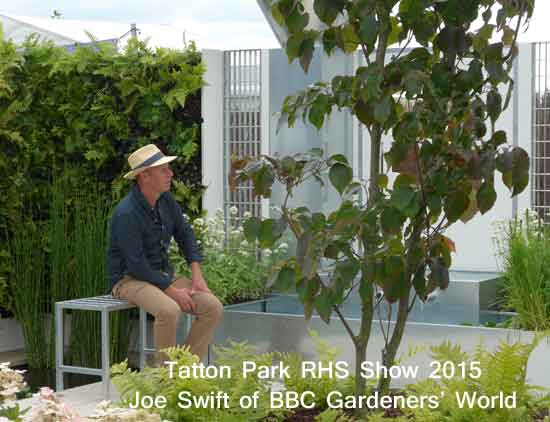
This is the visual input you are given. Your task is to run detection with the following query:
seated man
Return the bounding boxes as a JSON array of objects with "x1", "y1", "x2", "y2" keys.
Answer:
[{"x1": 107, "y1": 144, "x2": 223, "y2": 365}]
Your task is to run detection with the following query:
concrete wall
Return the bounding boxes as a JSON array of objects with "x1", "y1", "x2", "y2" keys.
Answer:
[
  {"x1": 201, "y1": 50, "x2": 224, "y2": 218},
  {"x1": 202, "y1": 44, "x2": 534, "y2": 271},
  {"x1": 442, "y1": 44, "x2": 533, "y2": 271},
  {"x1": 213, "y1": 309, "x2": 550, "y2": 389},
  {"x1": 267, "y1": 48, "x2": 357, "y2": 215},
  {"x1": 358, "y1": 45, "x2": 533, "y2": 272},
  {"x1": 267, "y1": 48, "x2": 324, "y2": 213}
]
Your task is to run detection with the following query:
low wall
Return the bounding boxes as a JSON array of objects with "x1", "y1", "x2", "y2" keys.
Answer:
[{"x1": 212, "y1": 306, "x2": 550, "y2": 389}]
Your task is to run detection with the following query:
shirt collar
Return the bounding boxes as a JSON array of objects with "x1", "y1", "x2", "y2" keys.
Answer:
[
  {"x1": 131, "y1": 184, "x2": 155, "y2": 213},
  {"x1": 131, "y1": 184, "x2": 167, "y2": 212}
]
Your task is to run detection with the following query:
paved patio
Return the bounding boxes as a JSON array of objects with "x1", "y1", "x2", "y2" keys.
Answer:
[{"x1": 17, "y1": 381, "x2": 120, "y2": 420}]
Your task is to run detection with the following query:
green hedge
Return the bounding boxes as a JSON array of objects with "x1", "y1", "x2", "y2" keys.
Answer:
[{"x1": 0, "y1": 33, "x2": 205, "y2": 314}]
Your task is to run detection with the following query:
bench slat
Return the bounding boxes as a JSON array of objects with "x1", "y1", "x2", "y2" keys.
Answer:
[{"x1": 55, "y1": 295, "x2": 136, "y2": 311}]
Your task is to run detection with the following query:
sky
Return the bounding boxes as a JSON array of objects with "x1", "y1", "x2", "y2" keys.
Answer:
[
  {"x1": 1, "y1": 1, "x2": 550, "y2": 50},
  {"x1": 0, "y1": 0, "x2": 281, "y2": 50}
]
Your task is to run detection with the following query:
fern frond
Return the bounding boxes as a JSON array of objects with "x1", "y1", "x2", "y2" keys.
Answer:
[{"x1": 430, "y1": 340, "x2": 468, "y2": 364}]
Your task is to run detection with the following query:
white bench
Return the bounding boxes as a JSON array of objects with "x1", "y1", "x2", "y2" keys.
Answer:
[{"x1": 55, "y1": 295, "x2": 153, "y2": 398}]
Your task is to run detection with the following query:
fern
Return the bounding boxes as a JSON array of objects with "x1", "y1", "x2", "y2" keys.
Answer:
[
  {"x1": 430, "y1": 340, "x2": 469, "y2": 365},
  {"x1": 365, "y1": 412, "x2": 410, "y2": 422},
  {"x1": 111, "y1": 342, "x2": 290, "y2": 422},
  {"x1": 279, "y1": 330, "x2": 356, "y2": 409},
  {"x1": 394, "y1": 343, "x2": 427, "y2": 366},
  {"x1": 403, "y1": 336, "x2": 548, "y2": 422},
  {"x1": 314, "y1": 408, "x2": 354, "y2": 422},
  {"x1": 213, "y1": 341, "x2": 281, "y2": 422}
]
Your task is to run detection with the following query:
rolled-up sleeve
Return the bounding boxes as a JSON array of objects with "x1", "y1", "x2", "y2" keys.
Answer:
[
  {"x1": 113, "y1": 213, "x2": 172, "y2": 290},
  {"x1": 172, "y1": 201, "x2": 203, "y2": 264}
]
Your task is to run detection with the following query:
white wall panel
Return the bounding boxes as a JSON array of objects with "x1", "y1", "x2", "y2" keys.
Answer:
[{"x1": 201, "y1": 50, "x2": 224, "y2": 217}]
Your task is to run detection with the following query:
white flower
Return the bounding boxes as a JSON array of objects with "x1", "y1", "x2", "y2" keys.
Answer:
[
  {"x1": 0, "y1": 386, "x2": 19, "y2": 397},
  {"x1": 229, "y1": 206, "x2": 238, "y2": 215},
  {"x1": 241, "y1": 240, "x2": 249, "y2": 247},
  {"x1": 193, "y1": 218, "x2": 204, "y2": 226},
  {"x1": 264, "y1": 249, "x2": 272, "y2": 257},
  {"x1": 243, "y1": 211, "x2": 252, "y2": 218},
  {"x1": 26, "y1": 386, "x2": 83, "y2": 421},
  {"x1": 0, "y1": 362, "x2": 26, "y2": 400},
  {"x1": 277, "y1": 242, "x2": 289, "y2": 252},
  {"x1": 1, "y1": 399, "x2": 16, "y2": 408}
]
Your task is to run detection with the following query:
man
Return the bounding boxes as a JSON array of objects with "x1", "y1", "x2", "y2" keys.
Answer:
[{"x1": 108, "y1": 144, "x2": 223, "y2": 365}]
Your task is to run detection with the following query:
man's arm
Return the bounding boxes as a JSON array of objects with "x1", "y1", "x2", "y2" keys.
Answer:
[
  {"x1": 170, "y1": 198, "x2": 210, "y2": 294},
  {"x1": 190, "y1": 261, "x2": 211, "y2": 293},
  {"x1": 171, "y1": 199, "x2": 203, "y2": 264}
]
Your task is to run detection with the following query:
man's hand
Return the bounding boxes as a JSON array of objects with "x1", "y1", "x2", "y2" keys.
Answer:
[
  {"x1": 165, "y1": 285, "x2": 196, "y2": 313},
  {"x1": 190, "y1": 262, "x2": 211, "y2": 294}
]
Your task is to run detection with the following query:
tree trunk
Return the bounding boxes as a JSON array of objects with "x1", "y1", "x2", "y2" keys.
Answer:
[
  {"x1": 376, "y1": 223, "x2": 423, "y2": 394},
  {"x1": 354, "y1": 341, "x2": 368, "y2": 396},
  {"x1": 377, "y1": 286, "x2": 411, "y2": 394},
  {"x1": 354, "y1": 289, "x2": 373, "y2": 398}
]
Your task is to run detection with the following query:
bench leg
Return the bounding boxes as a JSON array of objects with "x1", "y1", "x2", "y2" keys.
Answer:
[
  {"x1": 55, "y1": 305, "x2": 64, "y2": 392},
  {"x1": 139, "y1": 308, "x2": 146, "y2": 370},
  {"x1": 101, "y1": 310, "x2": 110, "y2": 399}
]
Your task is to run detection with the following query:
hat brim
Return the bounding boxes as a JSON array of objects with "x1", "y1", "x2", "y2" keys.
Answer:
[{"x1": 123, "y1": 155, "x2": 178, "y2": 179}]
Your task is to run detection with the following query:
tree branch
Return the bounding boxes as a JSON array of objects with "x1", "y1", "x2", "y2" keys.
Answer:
[{"x1": 333, "y1": 305, "x2": 358, "y2": 345}]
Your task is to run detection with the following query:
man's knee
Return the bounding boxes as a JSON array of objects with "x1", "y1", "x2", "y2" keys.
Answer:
[
  {"x1": 206, "y1": 295, "x2": 224, "y2": 321},
  {"x1": 157, "y1": 300, "x2": 182, "y2": 322}
]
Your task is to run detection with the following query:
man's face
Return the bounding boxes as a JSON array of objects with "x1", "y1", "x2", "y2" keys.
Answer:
[{"x1": 143, "y1": 163, "x2": 173, "y2": 193}]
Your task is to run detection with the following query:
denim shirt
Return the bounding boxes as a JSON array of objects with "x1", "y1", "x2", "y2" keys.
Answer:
[{"x1": 107, "y1": 184, "x2": 202, "y2": 291}]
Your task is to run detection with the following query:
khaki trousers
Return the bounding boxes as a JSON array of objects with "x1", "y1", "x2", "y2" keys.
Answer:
[{"x1": 112, "y1": 275, "x2": 223, "y2": 364}]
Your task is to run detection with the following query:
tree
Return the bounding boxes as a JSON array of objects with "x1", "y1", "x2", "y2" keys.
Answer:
[{"x1": 231, "y1": 0, "x2": 534, "y2": 402}]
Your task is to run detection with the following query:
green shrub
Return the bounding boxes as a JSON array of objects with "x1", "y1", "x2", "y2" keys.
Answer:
[
  {"x1": 170, "y1": 207, "x2": 288, "y2": 305},
  {"x1": 493, "y1": 209, "x2": 550, "y2": 330},
  {"x1": 8, "y1": 218, "x2": 49, "y2": 368},
  {"x1": 0, "y1": 275, "x2": 11, "y2": 316},
  {"x1": 0, "y1": 32, "x2": 205, "y2": 321}
]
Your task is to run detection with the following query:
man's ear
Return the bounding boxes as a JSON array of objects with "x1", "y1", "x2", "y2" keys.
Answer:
[{"x1": 136, "y1": 170, "x2": 148, "y2": 183}]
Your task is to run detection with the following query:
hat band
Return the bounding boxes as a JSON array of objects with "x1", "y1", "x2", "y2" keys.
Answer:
[{"x1": 132, "y1": 151, "x2": 165, "y2": 171}]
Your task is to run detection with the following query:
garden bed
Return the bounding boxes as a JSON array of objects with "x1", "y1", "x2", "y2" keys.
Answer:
[{"x1": 212, "y1": 293, "x2": 550, "y2": 389}]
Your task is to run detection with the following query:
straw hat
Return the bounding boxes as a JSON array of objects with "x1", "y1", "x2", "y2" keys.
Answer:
[{"x1": 123, "y1": 144, "x2": 178, "y2": 179}]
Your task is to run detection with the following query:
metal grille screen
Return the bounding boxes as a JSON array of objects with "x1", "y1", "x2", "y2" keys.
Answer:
[
  {"x1": 534, "y1": 42, "x2": 550, "y2": 221},
  {"x1": 223, "y1": 50, "x2": 262, "y2": 223}
]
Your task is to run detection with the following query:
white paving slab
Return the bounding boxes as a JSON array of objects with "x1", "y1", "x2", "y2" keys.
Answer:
[{"x1": 17, "y1": 381, "x2": 120, "y2": 420}]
